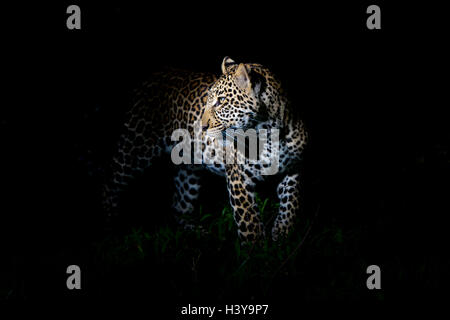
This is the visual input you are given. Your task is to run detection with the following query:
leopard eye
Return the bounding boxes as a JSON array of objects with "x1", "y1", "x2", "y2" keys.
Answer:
[{"x1": 215, "y1": 97, "x2": 226, "y2": 107}]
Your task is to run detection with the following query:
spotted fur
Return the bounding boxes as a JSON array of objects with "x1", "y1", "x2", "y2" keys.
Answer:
[{"x1": 103, "y1": 57, "x2": 308, "y2": 242}]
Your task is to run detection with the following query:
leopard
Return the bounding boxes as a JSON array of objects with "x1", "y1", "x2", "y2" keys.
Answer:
[{"x1": 102, "y1": 57, "x2": 308, "y2": 242}]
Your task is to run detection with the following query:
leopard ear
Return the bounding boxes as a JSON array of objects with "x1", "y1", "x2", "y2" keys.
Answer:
[
  {"x1": 221, "y1": 56, "x2": 236, "y2": 74},
  {"x1": 234, "y1": 63, "x2": 251, "y2": 92}
]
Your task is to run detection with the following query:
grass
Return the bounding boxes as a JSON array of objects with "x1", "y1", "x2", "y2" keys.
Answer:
[{"x1": 90, "y1": 193, "x2": 369, "y2": 301}]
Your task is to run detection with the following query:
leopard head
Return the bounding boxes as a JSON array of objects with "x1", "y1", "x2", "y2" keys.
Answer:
[{"x1": 201, "y1": 57, "x2": 264, "y2": 137}]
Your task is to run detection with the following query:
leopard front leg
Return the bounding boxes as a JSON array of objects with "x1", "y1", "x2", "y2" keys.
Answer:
[
  {"x1": 226, "y1": 164, "x2": 265, "y2": 243},
  {"x1": 272, "y1": 173, "x2": 301, "y2": 241}
]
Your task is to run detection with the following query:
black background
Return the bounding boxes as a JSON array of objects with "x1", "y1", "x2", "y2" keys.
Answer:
[{"x1": 1, "y1": 0, "x2": 448, "y2": 314}]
